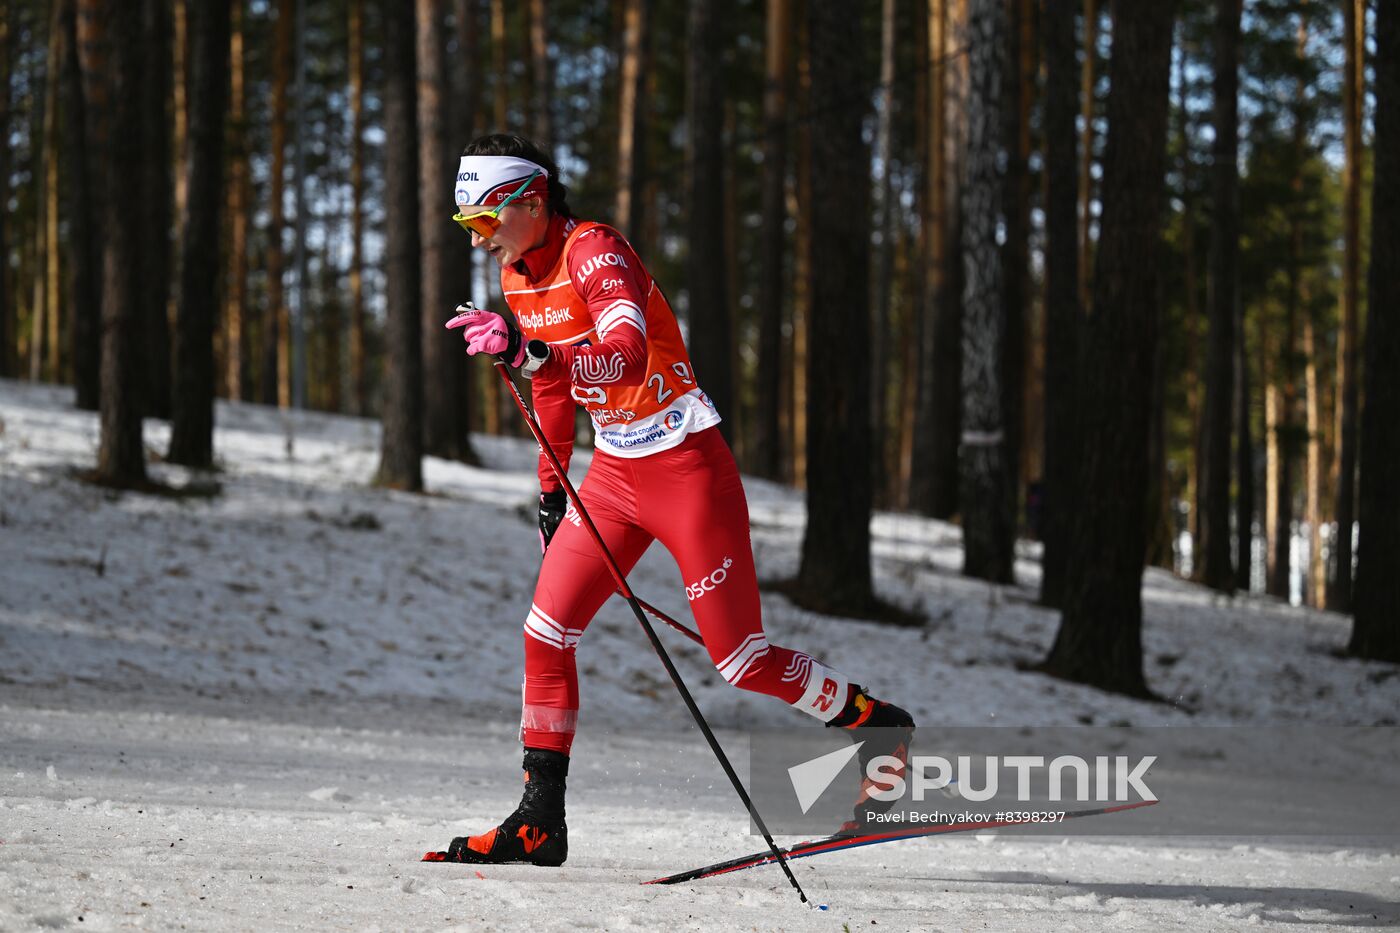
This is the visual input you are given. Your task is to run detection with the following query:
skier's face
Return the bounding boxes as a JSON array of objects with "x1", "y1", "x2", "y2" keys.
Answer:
[{"x1": 470, "y1": 198, "x2": 549, "y2": 268}]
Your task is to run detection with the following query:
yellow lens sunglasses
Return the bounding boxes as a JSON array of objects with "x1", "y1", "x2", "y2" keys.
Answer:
[{"x1": 452, "y1": 170, "x2": 541, "y2": 238}]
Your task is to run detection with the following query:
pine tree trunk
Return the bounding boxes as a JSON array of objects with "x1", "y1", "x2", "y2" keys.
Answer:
[
  {"x1": 614, "y1": 0, "x2": 648, "y2": 238},
  {"x1": 1304, "y1": 313, "x2": 1325, "y2": 607},
  {"x1": 376, "y1": 0, "x2": 424, "y2": 491},
  {"x1": 685, "y1": 0, "x2": 733, "y2": 446},
  {"x1": 1179, "y1": 42, "x2": 1203, "y2": 561},
  {"x1": 914, "y1": 0, "x2": 965, "y2": 520},
  {"x1": 349, "y1": 0, "x2": 367, "y2": 416},
  {"x1": 960, "y1": 0, "x2": 1014, "y2": 584},
  {"x1": 418, "y1": 0, "x2": 474, "y2": 462},
  {"x1": 138, "y1": 0, "x2": 172, "y2": 419},
  {"x1": 1016, "y1": 0, "x2": 1041, "y2": 505},
  {"x1": 167, "y1": 0, "x2": 187, "y2": 400},
  {"x1": 490, "y1": 0, "x2": 507, "y2": 129},
  {"x1": 0, "y1": 0, "x2": 10, "y2": 379},
  {"x1": 1198, "y1": 0, "x2": 1241, "y2": 593},
  {"x1": 1265, "y1": 343, "x2": 1276, "y2": 596},
  {"x1": 940, "y1": 0, "x2": 969, "y2": 521},
  {"x1": 266, "y1": 0, "x2": 290, "y2": 408},
  {"x1": 46, "y1": 158, "x2": 59, "y2": 384},
  {"x1": 1267, "y1": 14, "x2": 1312, "y2": 601},
  {"x1": 1038, "y1": 0, "x2": 1079, "y2": 607},
  {"x1": 1000, "y1": 0, "x2": 1030, "y2": 541},
  {"x1": 519, "y1": 1, "x2": 534, "y2": 132},
  {"x1": 28, "y1": 163, "x2": 45, "y2": 381},
  {"x1": 42, "y1": 4, "x2": 60, "y2": 385},
  {"x1": 18, "y1": 15, "x2": 40, "y2": 378},
  {"x1": 1267, "y1": 135, "x2": 1305, "y2": 599},
  {"x1": 1077, "y1": 0, "x2": 1096, "y2": 309},
  {"x1": 167, "y1": 0, "x2": 230, "y2": 468},
  {"x1": 1265, "y1": 324, "x2": 1296, "y2": 601},
  {"x1": 1235, "y1": 298, "x2": 1254, "y2": 593},
  {"x1": 89, "y1": 0, "x2": 147, "y2": 488},
  {"x1": 1146, "y1": 331, "x2": 1174, "y2": 570},
  {"x1": 76, "y1": 0, "x2": 110, "y2": 393},
  {"x1": 899, "y1": 0, "x2": 929, "y2": 507},
  {"x1": 63, "y1": 0, "x2": 101, "y2": 409},
  {"x1": 722, "y1": 96, "x2": 744, "y2": 463},
  {"x1": 789, "y1": 6, "x2": 811, "y2": 488},
  {"x1": 1350, "y1": 0, "x2": 1400, "y2": 662},
  {"x1": 1043, "y1": 0, "x2": 1176, "y2": 697},
  {"x1": 28, "y1": 174, "x2": 46, "y2": 381},
  {"x1": 752, "y1": 0, "x2": 788, "y2": 480},
  {"x1": 31, "y1": 6, "x2": 58, "y2": 385},
  {"x1": 869, "y1": 0, "x2": 896, "y2": 504},
  {"x1": 527, "y1": 0, "x2": 550, "y2": 141},
  {"x1": 225, "y1": 0, "x2": 247, "y2": 401},
  {"x1": 1332, "y1": 0, "x2": 1364, "y2": 612},
  {"x1": 22, "y1": 241, "x2": 38, "y2": 381},
  {"x1": 290, "y1": 0, "x2": 310, "y2": 409},
  {"x1": 1147, "y1": 18, "x2": 1190, "y2": 576},
  {"x1": 319, "y1": 243, "x2": 341, "y2": 413},
  {"x1": 895, "y1": 220, "x2": 920, "y2": 508},
  {"x1": 171, "y1": 0, "x2": 187, "y2": 223},
  {"x1": 1263, "y1": 338, "x2": 1277, "y2": 588},
  {"x1": 17, "y1": 173, "x2": 36, "y2": 373},
  {"x1": 910, "y1": 0, "x2": 949, "y2": 517},
  {"x1": 796, "y1": 0, "x2": 874, "y2": 614},
  {"x1": 637, "y1": 32, "x2": 660, "y2": 263}
]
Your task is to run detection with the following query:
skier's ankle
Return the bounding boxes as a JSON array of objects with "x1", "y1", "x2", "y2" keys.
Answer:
[
  {"x1": 522, "y1": 747, "x2": 570, "y2": 779},
  {"x1": 827, "y1": 685, "x2": 876, "y2": 728},
  {"x1": 826, "y1": 686, "x2": 914, "y2": 730},
  {"x1": 519, "y1": 747, "x2": 569, "y2": 821}
]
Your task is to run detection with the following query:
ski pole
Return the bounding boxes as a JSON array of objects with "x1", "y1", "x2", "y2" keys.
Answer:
[
  {"x1": 631, "y1": 594, "x2": 704, "y2": 646},
  {"x1": 492, "y1": 360, "x2": 811, "y2": 906}
]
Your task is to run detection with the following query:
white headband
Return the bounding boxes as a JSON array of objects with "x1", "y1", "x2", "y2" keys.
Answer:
[{"x1": 454, "y1": 156, "x2": 549, "y2": 208}]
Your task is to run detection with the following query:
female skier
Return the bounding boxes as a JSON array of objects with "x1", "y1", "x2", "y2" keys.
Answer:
[{"x1": 427, "y1": 135, "x2": 914, "y2": 866}]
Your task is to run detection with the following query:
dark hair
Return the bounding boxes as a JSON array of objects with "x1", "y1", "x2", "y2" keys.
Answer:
[{"x1": 461, "y1": 134, "x2": 573, "y2": 219}]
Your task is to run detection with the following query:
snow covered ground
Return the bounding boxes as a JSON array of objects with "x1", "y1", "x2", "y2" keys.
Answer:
[{"x1": 2, "y1": 378, "x2": 1397, "y2": 931}]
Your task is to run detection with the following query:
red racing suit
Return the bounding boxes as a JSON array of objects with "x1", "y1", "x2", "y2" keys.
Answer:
[{"x1": 499, "y1": 215, "x2": 852, "y2": 755}]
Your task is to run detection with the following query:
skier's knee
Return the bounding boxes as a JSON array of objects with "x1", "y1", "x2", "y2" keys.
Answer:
[
  {"x1": 714, "y1": 634, "x2": 773, "y2": 690},
  {"x1": 523, "y1": 603, "x2": 583, "y2": 652}
]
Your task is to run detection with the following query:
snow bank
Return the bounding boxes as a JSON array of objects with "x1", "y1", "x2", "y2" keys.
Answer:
[{"x1": 2, "y1": 378, "x2": 1397, "y2": 931}]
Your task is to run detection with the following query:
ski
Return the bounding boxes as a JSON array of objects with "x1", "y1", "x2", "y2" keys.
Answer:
[{"x1": 644, "y1": 799, "x2": 1158, "y2": 885}]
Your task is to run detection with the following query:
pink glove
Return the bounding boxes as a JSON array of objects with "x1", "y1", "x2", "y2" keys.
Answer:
[{"x1": 446, "y1": 303, "x2": 527, "y2": 368}]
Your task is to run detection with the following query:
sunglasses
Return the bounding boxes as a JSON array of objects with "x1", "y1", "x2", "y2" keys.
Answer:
[{"x1": 452, "y1": 170, "x2": 541, "y2": 239}]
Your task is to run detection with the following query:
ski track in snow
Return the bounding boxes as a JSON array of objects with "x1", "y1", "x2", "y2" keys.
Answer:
[{"x1": 1, "y1": 378, "x2": 1397, "y2": 931}]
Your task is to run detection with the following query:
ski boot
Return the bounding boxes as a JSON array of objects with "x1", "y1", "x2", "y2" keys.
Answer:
[
  {"x1": 423, "y1": 748, "x2": 569, "y2": 866},
  {"x1": 827, "y1": 686, "x2": 915, "y2": 835}
]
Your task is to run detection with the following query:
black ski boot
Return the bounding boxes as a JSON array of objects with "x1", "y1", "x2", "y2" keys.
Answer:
[
  {"x1": 423, "y1": 748, "x2": 569, "y2": 866},
  {"x1": 827, "y1": 686, "x2": 915, "y2": 834}
]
